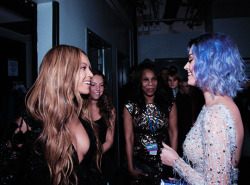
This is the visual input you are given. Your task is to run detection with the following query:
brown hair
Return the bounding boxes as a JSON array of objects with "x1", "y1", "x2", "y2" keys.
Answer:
[
  {"x1": 168, "y1": 71, "x2": 184, "y2": 94},
  {"x1": 89, "y1": 70, "x2": 115, "y2": 130}
]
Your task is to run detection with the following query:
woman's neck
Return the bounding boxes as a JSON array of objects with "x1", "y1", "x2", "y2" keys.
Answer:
[
  {"x1": 90, "y1": 99, "x2": 101, "y2": 120},
  {"x1": 203, "y1": 90, "x2": 231, "y2": 107},
  {"x1": 144, "y1": 95, "x2": 155, "y2": 104},
  {"x1": 68, "y1": 113, "x2": 81, "y2": 129},
  {"x1": 91, "y1": 98, "x2": 98, "y2": 106}
]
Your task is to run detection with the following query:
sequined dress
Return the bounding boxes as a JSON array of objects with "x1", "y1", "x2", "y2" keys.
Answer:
[
  {"x1": 174, "y1": 104, "x2": 239, "y2": 185},
  {"x1": 125, "y1": 101, "x2": 173, "y2": 184}
]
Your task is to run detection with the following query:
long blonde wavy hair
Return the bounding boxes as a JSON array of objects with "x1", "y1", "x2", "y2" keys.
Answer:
[{"x1": 26, "y1": 45, "x2": 101, "y2": 185}]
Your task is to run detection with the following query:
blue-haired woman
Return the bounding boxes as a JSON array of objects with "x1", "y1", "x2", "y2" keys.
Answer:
[{"x1": 160, "y1": 33, "x2": 247, "y2": 185}]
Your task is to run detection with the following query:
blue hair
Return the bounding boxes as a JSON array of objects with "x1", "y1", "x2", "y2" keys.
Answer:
[{"x1": 188, "y1": 33, "x2": 247, "y2": 98}]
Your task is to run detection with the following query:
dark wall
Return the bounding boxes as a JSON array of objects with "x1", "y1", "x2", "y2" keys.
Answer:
[{"x1": 0, "y1": 37, "x2": 27, "y2": 136}]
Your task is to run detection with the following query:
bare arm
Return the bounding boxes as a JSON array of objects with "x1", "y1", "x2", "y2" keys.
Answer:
[
  {"x1": 123, "y1": 107, "x2": 134, "y2": 171},
  {"x1": 168, "y1": 102, "x2": 178, "y2": 151},
  {"x1": 102, "y1": 108, "x2": 116, "y2": 153},
  {"x1": 123, "y1": 106, "x2": 146, "y2": 178}
]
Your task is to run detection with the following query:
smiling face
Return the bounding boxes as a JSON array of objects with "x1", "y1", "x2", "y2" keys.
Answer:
[
  {"x1": 184, "y1": 48, "x2": 196, "y2": 86},
  {"x1": 77, "y1": 53, "x2": 93, "y2": 94},
  {"x1": 141, "y1": 69, "x2": 158, "y2": 98},
  {"x1": 90, "y1": 75, "x2": 104, "y2": 101}
]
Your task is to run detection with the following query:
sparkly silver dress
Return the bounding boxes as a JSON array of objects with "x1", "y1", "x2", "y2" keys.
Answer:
[{"x1": 174, "y1": 104, "x2": 239, "y2": 185}]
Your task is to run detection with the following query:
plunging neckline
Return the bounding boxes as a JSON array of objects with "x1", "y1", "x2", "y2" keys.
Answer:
[{"x1": 71, "y1": 117, "x2": 94, "y2": 165}]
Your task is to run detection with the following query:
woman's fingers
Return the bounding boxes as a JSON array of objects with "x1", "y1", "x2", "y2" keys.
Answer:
[
  {"x1": 131, "y1": 169, "x2": 148, "y2": 178},
  {"x1": 162, "y1": 142, "x2": 170, "y2": 149},
  {"x1": 160, "y1": 142, "x2": 179, "y2": 167},
  {"x1": 140, "y1": 172, "x2": 148, "y2": 177}
]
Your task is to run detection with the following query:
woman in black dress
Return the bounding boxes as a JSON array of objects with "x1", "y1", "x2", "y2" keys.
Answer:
[
  {"x1": 0, "y1": 45, "x2": 106, "y2": 185},
  {"x1": 89, "y1": 70, "x2": 116, "y2": 185}
]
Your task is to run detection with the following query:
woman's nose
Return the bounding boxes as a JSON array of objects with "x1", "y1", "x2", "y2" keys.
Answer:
[
  {"x1": 184, "y1": 62, "x2": 189, "y2": 70},
  {"x1": 88, "y1": 69, "x2": 93, "y2": 77},
  {"x1": 148, "y1": 80, "x2": 153, "y2": 85}
]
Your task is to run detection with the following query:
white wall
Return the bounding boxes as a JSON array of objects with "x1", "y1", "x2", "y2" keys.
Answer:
[
  {"x1": 37, "y1": 2, "x2": 53, "y2": 71},
  {"x1": 59, "y1": 0, "x2": 130, "y2": 53},
  {"x1": 213, "y1": 17, "x2": 250, "y2": 58},
  {"x1": 37, "y1": 0, "x2": 131, "y2": 68},
  {"x1": 137, "y1": 17, "x2": 250, "y2": 63},
  {"x1": 137, "y1": 32, "x2": 203, "y2": 63}
]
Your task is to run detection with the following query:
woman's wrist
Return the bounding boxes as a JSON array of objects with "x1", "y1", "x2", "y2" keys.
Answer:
[
  {"x1": 128, "y1": 166, "x2": 134, "y2": 172},
  {"x1": 173, "y1": 156, "x2": 180, "y2": 168}
]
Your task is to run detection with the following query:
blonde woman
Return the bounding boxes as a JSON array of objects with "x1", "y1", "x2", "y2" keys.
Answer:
[{"x1": 0, "y1": 45, "x2": 106, "y2": 185}]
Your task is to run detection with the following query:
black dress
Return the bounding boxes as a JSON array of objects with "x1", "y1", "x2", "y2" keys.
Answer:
[
  {"x1": 0, "y1": 112, "x2": 106, "y2": 185},
  {"x1": 95, "y1": 117, "x2": 115, "y2": 185}
]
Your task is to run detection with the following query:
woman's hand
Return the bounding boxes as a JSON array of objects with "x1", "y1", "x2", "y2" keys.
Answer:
[
  {"x1": 128, "y1": 168, "x2": 148, "y2": 180},
  {"x1": 160, "y1": 142, "x2": 179, "y2": 167}
]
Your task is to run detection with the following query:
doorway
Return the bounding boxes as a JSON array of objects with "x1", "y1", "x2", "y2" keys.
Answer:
[
  {"x1": 0, "y1": 0, "x2": 37, "y2": 136},
  {"x1": 87, "y1": 29, "x2": 113, "y2": 95}
]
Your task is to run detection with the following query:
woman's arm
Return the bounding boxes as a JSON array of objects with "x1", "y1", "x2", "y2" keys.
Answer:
[
  {"x1": 161, "y1": 143, "x2": 205, "y2": 184},
  {"x1": 123, "y1": 107, "x2": 134, "y2": 172},
  {"x1": 123, "y1": 106, "x2": 146, "y2": 178},
  {"x1": 102, "y1": 108, "x2": 116, "y2": 153},
  {"x1": 161, "y1": 107, "x2": 235, "y2": 185},
  {"x1": 168, "y1": 102, "x2": 178, "y2": 151}
]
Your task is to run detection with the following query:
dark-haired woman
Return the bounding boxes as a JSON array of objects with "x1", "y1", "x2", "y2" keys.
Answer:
[
  {"x1": 89, "y1": 70, "x2": 116, "y2": 185},
  {"x1": 123, "y1": 59, "x2": 178, "y2": 185}
]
